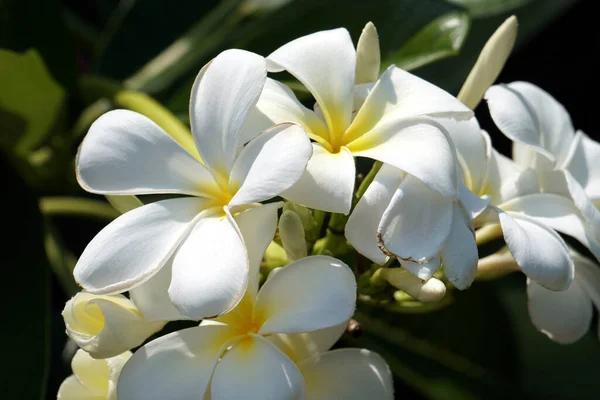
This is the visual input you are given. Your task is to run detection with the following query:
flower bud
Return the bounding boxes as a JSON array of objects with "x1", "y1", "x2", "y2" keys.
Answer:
[
  {"x1": 62, "y1": 292, "x2": 164, "y2": 359},
  {"x1": 279, "y1": 210, "x2": 308, "y2": 261},
  {"x1": 57, "y1": 349, "x2": 131, "y2": 400},
  {"x1": 381, "y1": 268, "x2": 446, "y2": 302},
  {"x1": 283, "y1": 202, "x2": 319, "y2": 241}
]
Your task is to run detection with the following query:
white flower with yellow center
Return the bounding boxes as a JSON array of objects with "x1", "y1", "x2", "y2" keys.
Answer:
[
  {"x1": 247, "y1": 23, "x2": 472, "y2": 214},
  {"x1": 73, "y1": 49, "x2": 312, "y2": 320},
  {"x1": 117, "y1": 256, "x2": 363, "y2": 399},
  {"x1": 57, "y1": 349, "x2": 131, "y2": 400},
  {"x1": 62, "y1": 292, "x2": 164, "y2": 358}
]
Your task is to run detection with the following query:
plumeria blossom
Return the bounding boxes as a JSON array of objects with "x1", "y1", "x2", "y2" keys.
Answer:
[
  {"x1": 528, "y1": 250, "x2": 600, "y2": 344},
  {"x1": 247, "y1": 23, "x2": 472, "y2": 214},
  {"x1": 117, "y1": 256, "x2": 362, "y2": 399},
  {"x1": 57, "y1": 349, "x2": 131, "y2": 400},
  {"x1": 62, "y1": 292, "x2": 164, "y2": 358},
  {"x1": 485, "y1": 81, "x2": 600, "y2": 258},
  {"x1": 74, "y1": 49, "x2": 312, "y2": 320}
]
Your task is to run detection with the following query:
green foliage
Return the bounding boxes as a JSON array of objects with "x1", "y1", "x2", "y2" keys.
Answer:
[{"x1": 0, "y1": 49, "x2": 65, "y2": 155}]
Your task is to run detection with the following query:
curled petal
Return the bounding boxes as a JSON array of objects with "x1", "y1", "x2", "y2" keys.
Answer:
[
  {"x1": 255, "y1": 256, "x2": 356, "y2": 335},
  {"x1": 63, "y1": 292, "x2": 164, "y2": 358},
  {"x1": 74, "y1": 197, "x2": 206, "y2": 294},
  {"x1": 566, "y1": 131, "x2": 600, "y2": 199},
  {"x1": 346, "y1": 164, "x2": 404, "y2": 265},
  {"x1": 211, "y1": 335, "x2": 305, "y2": 400},
  {"x1": 298, "y1": 348, "x2": 394, "y2": 400},
  {"x1": 441, "y1": 204, "x2": 478, "y2": 290}
]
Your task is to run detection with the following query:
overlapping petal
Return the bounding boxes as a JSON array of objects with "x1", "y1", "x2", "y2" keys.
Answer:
[
  {"x1": 441, "y1": 204, "x2": 477, "y2": 290},
  {"x1": 399, "y1": 256, "x2": 441, "y2": 281},
  {"x1": 566, "y1": 131, "x2": 600, "y2": 199},
  {"x1": 211, "y1": 335, "x2": 305, "y2": 400},
  {"x1": 348, "y1": 120, "x2": 459, "y2": 198},
  {"x1": 228, "y1": 123, "x2": 312, "y2": 207},
  {"x1": 169, "y1": 209, "x2": 248, "y2": 319},
  {"x1": 268, "y1": 28, "x2": 356, "y2": 136},
  {"x1": 74, "y1": 197, "x2": 207, "y2": 294},
  {"x1": 345, "y1": 164, "x2": 404, "y2": 264},
  {"x1": 77, "y1": 110, "x2": 218, "y2": 197},
  {"x1": 118, "y1": 325, "x2": 238, "y2": 400},
  {"x1": 378, "y1": 175, "x2": 454, "y2": 264},
  {"x1": 298, "y1": 349, "x2": 394, "y2": 400},
  {"x1": 281, "y1": 144, "x2": 355, "y2": 214},
  {"x1": 268, "y1": 323, "x2": 347, "y2": 363},
  {"x1": 190, "y1": 49, "x2": 267, "y2": 174},
  {"x1": 255, "y1": 256, "x2": 356, "y2": 335}
]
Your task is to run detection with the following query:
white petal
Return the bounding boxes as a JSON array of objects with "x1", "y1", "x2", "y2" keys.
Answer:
[
  {"x1": 439, "y1": 117, "x2": 488, "y2": 193},
  {"x1": 441, "y1": 204, "x2": 478, "y2": 290},
  {"x1": 485, "y1": 82, "x2": 575, "y2": 166},
  {"x1": 527, "y1": 277, "x2": 592, "y2": 344},
  {"x1": 268, "y1": 28, "x2": 355, "y2": 136},
  {"x1": 255, "y1": 256, "x2": 356, "y2": 335},
  {"x1": 564, "y1": 171, "x2": 600, "y2": 240},
  {"x1": 62, "y1": 293, "x2": 163, "y2": 358},
  {"x1": 57, "y1": 375, "x2": 98, "y2": 400},
  {"x1": 566, "y1": 131, "x2": 600, "y2": 199},
  {"x1": 500, "y1": 193, "x2": 600, "y2": 262},
  {"x1": 211, "y1": 335, "x2": 305, "y2": 400},
  {"x1": 355, "y1": 22, "x2": 380, "y2": 84},
  {"x1": 268, "y1": 322, "x2": 347, "y2": 363},
  {"x1": 459, "y1": 183, "x2": 490, "y2": 220},
  {"x1": 484, "y1": 148, "x2": 539, "y2": 204},
  {"x1": 345, "y1": 164, "x2": 404, "y2": 264},
  {"x1": 229, "y1": 123, "x2": 312, "y2": 206},
  {"x1": 281, "y1": 144, "x2": 355, "y2": 214},
  {"x1": 234, "y1": 202, "x2": 281, "y2": 298},
  {"x1": 250, "y1": 78, "x2": 328, "y2": 140},
  {"x1": 74, "y1": 198, "x2": 205, "y2": 294},
  {"x1": 399, "y1": 256, "x2": 441, "y2": 281},
  {"x1": 381, "y1": 268, "x2": 446, "y2": 302},
  {"x1": 169, "y1": 210, "x2": 248, "y2": 319},
  {"x1": 573, "y1": 251, "x2": 600, "y2": 310},
  {"x1": 498, "y1": 210, "x2": 574, "y2": 290},
  {"x1": 77, "y1": 109, "x2": 217, "y2": 197},
  {"x1": 299, "y1": 349, "x2": 394, "y2": 400},
  {"x1": 118, "y1": 325, "x2": 238, "y2": 400},
  {"x1": 457, "y1": 16, "x2": 517, "y2": 110},
  {"x1": 190, "y1": 49, "x2": 266, "y2": 174},
  {"x1": 129, "y1": 259, "x2": 184, "y2": 322},
  {"x1": 348, "y1": 120, "x2": 459, "y2": 198},
  {"x1": 70, "y1": 350, "x2": 110, "y2": 396},
  {"x1": 346, "y1": 65, "x2": 472, "y2": 142},
  {"x1": 378, "y1": 175, "x2": 454, "y2": 263}
]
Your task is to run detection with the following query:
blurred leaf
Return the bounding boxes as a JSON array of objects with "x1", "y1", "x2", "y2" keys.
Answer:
[
  {"x1": 446, "y1": 0, "x2": 534, "y2": 17},
  {"x1": 0, "y1": 0, "x2": 76, "y2": 91},
  {"x1": 44, "y1": 224, "x2": 79, "y2": 296},
  {"x1": 0, "y1": 158, "x2": 51, "y2": 399},
  {"x1": 346, "y1": 283, "x2": 524, "y2": 398},
  {"x1": 389, "y1": 11, "x2": 470, "y2": 71},
  {"x1": 95, "y1": 0, "x2": 222, "y2": 80},
  {"x1": 416, "y1": 0, "x2": 578, "y2": 94},
  {"x1": 0, "y1": 49, "x2": 65, "y2": 155}
]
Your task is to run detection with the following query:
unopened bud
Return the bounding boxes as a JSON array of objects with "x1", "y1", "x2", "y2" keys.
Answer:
[
  {"x1": 283, "y1": 202, "x2": 319, "y2": 241},
  {"x1": 279, "y1": 210, "x2": 308, "y2": 261},
  {"x1": 62, "y1": 292, "x2": 164, "y2": 359},
  {"x1": 381, "y1": 268, "x2": 446, "y2": 302}
]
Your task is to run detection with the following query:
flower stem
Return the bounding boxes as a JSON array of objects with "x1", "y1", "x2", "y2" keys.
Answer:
[{"x1": 39, "y1": 197, "x2": 119, "y2": 221}]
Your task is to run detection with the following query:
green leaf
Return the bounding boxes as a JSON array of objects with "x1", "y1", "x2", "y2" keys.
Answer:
[
  {"x1": 0, "y1": 49, "x2": 65, "y2": 155},
  {"x1": 388, "y1": 12, "x2": 470, "y2": 71},
  {"x1": 447, "y1": 0, "x2": 534, "y2": 17},
  {"x1": 0, "y1": 158, "x2": 51, "y2": 399}
]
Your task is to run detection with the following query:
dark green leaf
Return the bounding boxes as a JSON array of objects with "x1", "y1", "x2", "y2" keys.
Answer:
[
  {"x1": 0, "y1": 158, "x2": 51, "y2": 399},
  {"x1": 388, "y1": 12, "x2": 470, "y2": 71},
  {"x1": 447, "y1": 0, "x2": 534, "y2": 17}
]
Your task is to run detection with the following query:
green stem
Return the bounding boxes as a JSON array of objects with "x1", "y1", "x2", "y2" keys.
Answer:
[
  {"x1": 44, "y1": 225, "x2": 79, "y2": 296},
  {"x1": 39, "y1": 197, "x2": 119, "y2": 221},
  {"x1": 355, "y1": 161, "x2": 382, "y2": 205}
]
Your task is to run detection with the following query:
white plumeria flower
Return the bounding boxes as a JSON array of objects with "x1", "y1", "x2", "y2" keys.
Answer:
[
  {"x1": 62, "y1": 292, "x2": 164, "y2": 359},
  {"x1": 528, "y1": 250, "x2": 600, "y2": 344},
  {"x1": 74, "y1": 49, "x2": 312, "y2": 320},
  {"x1": 117, "y1": 256, "x2": 358, "y2": 400},
  {"x1": 57, "y1": 349, "x2": 131, "y2": 400},
  {"x1": 247, "y1": 23, "x2": 472, "y2": 214},
  {"x1": 485, "y1": 81, "x2": 600, "y2": 260}
]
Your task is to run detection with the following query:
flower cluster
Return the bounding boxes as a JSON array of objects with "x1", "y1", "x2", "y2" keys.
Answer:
[{"x1": 58, "y1": 17, "x2": 600, "y2": 400}]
